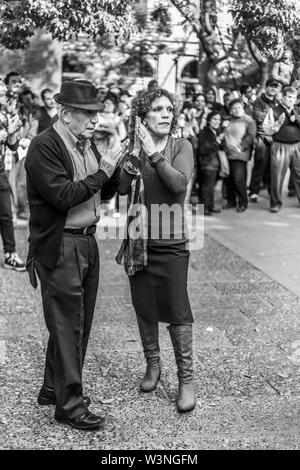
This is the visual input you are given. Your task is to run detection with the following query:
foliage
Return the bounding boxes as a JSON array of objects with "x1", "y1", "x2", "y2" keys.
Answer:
[
  {"x1": 0, "y1": 0, "x2": 131, "y2": 49},
  {"x1": 231, "y1": 0, "x2": 300, "y2": 59},
  {"x1": 150, "y1": 4, "x2": 172, "y2": 36}
]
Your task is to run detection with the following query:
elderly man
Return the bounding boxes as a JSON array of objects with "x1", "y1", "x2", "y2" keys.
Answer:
[{"x1": 25, "y1": 80, "x2": 122, "y2": 431}]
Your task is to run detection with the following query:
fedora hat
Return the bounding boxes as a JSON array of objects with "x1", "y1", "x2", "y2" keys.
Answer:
[{"x1": 54, "y1": 80, "x2": 104, "y2": 111}]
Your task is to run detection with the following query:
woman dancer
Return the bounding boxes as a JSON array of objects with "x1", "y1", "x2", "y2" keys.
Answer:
[{"x1": 117, "y1": 88, "x2": 195, "y2": 412}]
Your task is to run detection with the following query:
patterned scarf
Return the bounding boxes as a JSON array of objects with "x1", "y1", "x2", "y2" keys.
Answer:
[{"x1": 116, "y1": 173, "x2": 148, "y2": 276}]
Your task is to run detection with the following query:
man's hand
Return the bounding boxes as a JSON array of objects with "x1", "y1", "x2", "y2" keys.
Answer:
[
  {"x1": 216, "y1": 132, "x2": 224, "y2": 144},
  {"x1": 7, "y1": 114, "x2": 22, "y2": 135},
  {"x1": 0, "y1": 129, "x2": 8, "y2": 143},
  {"x1": 99, "y1": 142, "x2": 123, "y2": 178},
  {"x1": 278, "y1": 113, "x2": 286, "y2": 126},
  {"x1": 272, "y1": 112, "x2": 285, "y2": 133}
]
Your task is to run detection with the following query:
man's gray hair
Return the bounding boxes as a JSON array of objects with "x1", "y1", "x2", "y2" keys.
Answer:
[
  {"x1": 56, "y1": 103, "x2": 75, "y2": 119},
  {"x1": 282, "y1": 86, "x2": 297, "y2": 97}
]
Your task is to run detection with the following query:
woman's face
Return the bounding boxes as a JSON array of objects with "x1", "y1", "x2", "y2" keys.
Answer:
[
  {"x1": 208, "y1": 114, "x2": 221, "y2": 130},
  {"x1": 104, "y1": 99, "x2": 116, "y2": 113},
  {"x1": 194, "y1": 95, "x2": 206, "y2": 110},
  {"x1": 206, "y1": 90, "x2": 216, "y2": 103},
  {"x1": 230, "y1": 103, "x2": 244, "y2": 118},
  {"x1": 143, "y1": 95, "x2": 174, "y2": 137}
]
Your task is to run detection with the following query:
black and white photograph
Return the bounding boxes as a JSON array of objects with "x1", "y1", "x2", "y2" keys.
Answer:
[{"x1": 0, "y1": 0, "x2": 300, "y2": 453}]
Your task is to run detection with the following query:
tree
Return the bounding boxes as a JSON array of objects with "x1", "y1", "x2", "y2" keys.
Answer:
[
  {"x1": 230, "y1": 0, "x2": 300, "y2": 86},
  {"x1": 168, "y1": 0, "x2": 247, "y2": 87},
  {"x1": 168, "y1": 0, "x2": 300, "y2": 87},
  {"x1": 231, "y1": 0, "x2": 299, "y2": 60},
  {"x1": 0, "y1": 0, "x2": 131, "y2": 49}
]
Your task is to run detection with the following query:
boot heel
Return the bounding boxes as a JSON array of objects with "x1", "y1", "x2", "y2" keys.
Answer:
[
  {"x1": 140, "y1": 366, "x2": 161, "y2": 392},
  {"x1": 177, "y1": 383, "x2": 196, "y2": 412}
]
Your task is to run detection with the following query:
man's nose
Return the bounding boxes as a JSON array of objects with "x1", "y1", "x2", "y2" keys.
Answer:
[{"x1": 91, "y1": 114, "x2": 99, "y2": 124}]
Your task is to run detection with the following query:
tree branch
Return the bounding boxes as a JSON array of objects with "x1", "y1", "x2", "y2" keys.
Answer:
[
  {"x1": 248, "y1": 39, "x2": 267, "y2": 65},
  {"x1": 169, "y1": 0, "x2": 201, "y2": 37}
]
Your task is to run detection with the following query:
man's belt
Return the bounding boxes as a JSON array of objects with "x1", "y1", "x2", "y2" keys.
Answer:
[{"x1": 64, "y1": 225, "x2": 97, "y2": 235}]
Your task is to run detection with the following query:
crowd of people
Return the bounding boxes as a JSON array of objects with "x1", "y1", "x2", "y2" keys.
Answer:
[
  {"x1": 177, "y1": 78, "x2": 300, "y2": 216},
  {"x1": 1, "y1": 66, "x2": 300, "y2": 274}
]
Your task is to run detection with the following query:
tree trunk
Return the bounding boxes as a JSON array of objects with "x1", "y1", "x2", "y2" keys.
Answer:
[{"x1": 259, "y1": 61, "x2": 270, "y2": 88}]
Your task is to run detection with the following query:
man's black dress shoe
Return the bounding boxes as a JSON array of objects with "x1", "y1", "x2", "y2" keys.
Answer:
[
  {"x1": 204, "y1": 210, "x2": 212, "y2": 216},
  {"x1": 37, "y1": 384, "x2": 91, "y2": 407},
  {"x1": 236, "y1": 206, "x2": 247, "y2": 213},
  {"x1": 55, "y1": 411, "x2": 105, "y2": 431},
  {"x1": 222, "y1": 203, "x2": 236, "y2": 210}
]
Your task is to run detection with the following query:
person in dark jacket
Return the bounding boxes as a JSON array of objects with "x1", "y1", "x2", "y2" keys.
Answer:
[
  {"x1": 25, "y1": 80, "x2": 122, "y2": 432},
  {"x1": 248, "y1": 78, "x2": 284, "y2": 202},
  {"x1": 197, "y1": 111, "x2": 223, "y2": 215},
  {"x1": 35, "y1": 88, "x2": 58, "y2": 134},
  {"x1": 0, "y1": 79, "x2": 25, "y2": 271},
  {"x1": 270, "y1": 86, "x2": 300, "y2": 212},
  {"x1": 205, "y1": 87, "x2": 224, "y2": 113}
]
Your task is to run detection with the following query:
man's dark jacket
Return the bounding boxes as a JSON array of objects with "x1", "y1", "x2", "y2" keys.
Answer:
[{"x1": 25, "y1": 126, "x2": 120, "y2": 270}]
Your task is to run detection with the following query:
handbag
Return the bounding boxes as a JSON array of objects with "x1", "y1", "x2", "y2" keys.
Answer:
[{"x1": 218, "y1": 150, "x2": 230, "y2": 178}]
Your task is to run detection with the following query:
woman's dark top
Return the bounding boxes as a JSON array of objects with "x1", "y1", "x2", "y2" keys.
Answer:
[
  {"x1": 141, "y1": 137, "x2": 193, "y2": 244},
  {"x1": 197, "y1": 127, "x2": 220, "y2": 171}
]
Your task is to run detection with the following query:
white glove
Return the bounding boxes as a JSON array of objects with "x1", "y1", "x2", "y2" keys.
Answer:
[{"x1": 99, "y1": 142, "x2": 123, "y2": 178}]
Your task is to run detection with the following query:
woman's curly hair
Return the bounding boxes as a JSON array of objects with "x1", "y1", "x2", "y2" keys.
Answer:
[{"x1": 128, "y1": 88, "x2": 179, "y2": 142}]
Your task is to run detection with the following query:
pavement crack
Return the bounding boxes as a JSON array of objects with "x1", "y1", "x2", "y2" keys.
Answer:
[{"x1": 259, "y1": 372, "x2": 281, "y2": 396}]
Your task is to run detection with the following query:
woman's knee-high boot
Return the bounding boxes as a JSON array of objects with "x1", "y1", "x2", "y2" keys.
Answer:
[
  {"x1": 168, "y1": 323, "x2": 196, "y2": 412},
  {"x1": 136, "y1": 315, "x2": 161, "y2": 392}
]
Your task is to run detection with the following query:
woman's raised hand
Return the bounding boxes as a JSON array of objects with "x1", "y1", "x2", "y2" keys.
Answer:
[{"x1": 135, "y1": 117, "x2": 156, "y2": 156}]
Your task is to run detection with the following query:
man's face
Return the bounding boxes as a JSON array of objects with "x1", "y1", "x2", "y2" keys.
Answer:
[
  {"x1": 7, "y1": 74, "x2": 22, "y2": 95},
  {"x1": 43, "y1": 92, "x2": 56, "y2": 109},
  {"x1": 282, "y1": 51, "x2": 292, "y2": 64},
  {"x1": 22, "y1": 92, "x2": 34, "y2": 108},
  {"x1": 224, "y1": 93, "x2": 234, "y2": 108},
  {"x1": 68, "y1": 108, "x2": 99, "y2": 139},
  {"x1": 266, "y1": 84, "x2": 279, "y2": 98},
  {"x1": 245, "y1": 87, "x2": 253, "y2": 100},
  {"x1": 282, "y1": 92, "x2": 297, "y2": 109}
]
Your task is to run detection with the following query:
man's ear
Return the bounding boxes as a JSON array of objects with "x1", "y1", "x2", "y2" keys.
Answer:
[{"x1": 61, "y1": 107, "x2": 71, "y2": 124}]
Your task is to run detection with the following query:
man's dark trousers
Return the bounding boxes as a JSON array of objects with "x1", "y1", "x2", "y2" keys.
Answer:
[
  {"x1": 249, "y1": 136, "x2": 272, "y2": 195},
  {"x1": 226, "y1": 160, "x2": 248, "y2": 208},
  {"x1": 35, "y1": 232, "x2": 99, "y2": 420},
  {"x1": 0, "y1": 176, "x2": 16, "y2": 253}
]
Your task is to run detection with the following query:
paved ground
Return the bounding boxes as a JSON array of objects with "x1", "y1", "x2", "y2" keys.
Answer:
[
  {"x1": 205, "y1": 180, "x2": 300, "y2": 298},
  {"x1": 1, "y1": 188, "x2": 300, "y2": 450}
]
